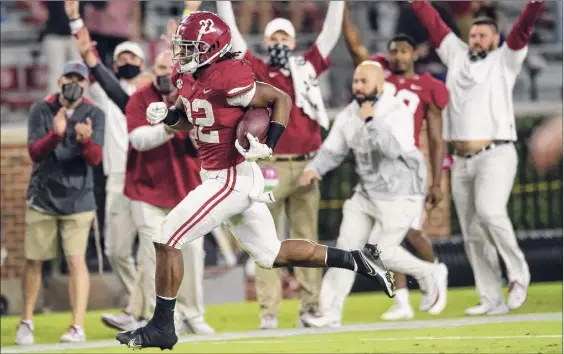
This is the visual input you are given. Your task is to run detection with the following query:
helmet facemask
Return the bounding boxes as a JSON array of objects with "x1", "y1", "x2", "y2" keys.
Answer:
[{"x1": 172, "y1": 32, "x2": 232, "y2": 74}]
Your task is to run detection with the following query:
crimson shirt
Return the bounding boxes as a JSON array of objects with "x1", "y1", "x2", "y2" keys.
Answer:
[
  {"x1": 124, "y1": 83, "x2": 201, "y2": 209},
  {"x1": 244, "y1": 44, "x2": 330, "y2": 155},
  {"x1": 371, "y1": 54, "x2": 449, "y2": 147},
  {"x1": 174, "y1": 59, "x2": 255, "y2": 170}
]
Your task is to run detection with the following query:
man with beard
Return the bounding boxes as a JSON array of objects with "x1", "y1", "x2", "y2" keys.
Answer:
[
  {"x1": 299, "y1": 61, "x2": 448, "y2": 328},
  {"x1": 342, "y1": 5, "x2": 450, "y2": 320},
  {"x1": 217, "y1": 1, "x2": 345, "y2": 329},
  {"x1": 410, "y1": 0, "x2": 544, "y2": 315}
]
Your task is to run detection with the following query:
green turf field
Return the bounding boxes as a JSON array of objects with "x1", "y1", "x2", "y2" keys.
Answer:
[{"x1": 1, "y1": 282, "x2": 562, "y2": 353}]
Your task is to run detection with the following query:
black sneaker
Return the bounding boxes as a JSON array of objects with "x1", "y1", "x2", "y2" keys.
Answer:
[
  {"x1": 116, "y1": 323, "x2": 178, "y2": 350},
  {"x1": 352, "y1": 244, "x2": 396, "y2": 298}
]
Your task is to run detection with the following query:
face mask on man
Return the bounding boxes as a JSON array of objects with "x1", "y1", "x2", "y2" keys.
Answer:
[
  {"x1": 267, "y1": 43, "x2": 291, "y2": 70},
  {"x1": 61, "y1": 82, "x2": 84, "y2": 104},
  {"x1": 117, "y1": 64, "x2": 141, "y2": 79},
  {"x1": 155, "y1": 74, "x2": 173, "y2": 95}
]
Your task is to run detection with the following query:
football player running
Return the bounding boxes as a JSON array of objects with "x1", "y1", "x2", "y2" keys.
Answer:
[{"x1": 116, "y1": 11, "x2": 395, "y2": 350}]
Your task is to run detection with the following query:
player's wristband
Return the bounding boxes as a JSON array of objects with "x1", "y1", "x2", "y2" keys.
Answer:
[
  {"x1": 163, "y1": 106, "x2": 187, "y2": 126},
  {"x1": 265, "y1": 121, "x2": 286, "y2": 150}
]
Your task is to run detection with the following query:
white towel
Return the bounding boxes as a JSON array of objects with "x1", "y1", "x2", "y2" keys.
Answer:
[{"x1": 288, "y1": 55, "x2": 330, "y2": 130}]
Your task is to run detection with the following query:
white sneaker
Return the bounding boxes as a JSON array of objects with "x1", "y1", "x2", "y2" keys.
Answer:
[
  {"x1": 184, "y1": 316, "x2": 215, "y2": 335},
  {"x1": 60, "y1": 325, "x2": 86, "y2": 343},
  {"x1": 101, "y1": 311, "x2": 140, "y2": 331},
  {"x1": 428, "y1": 263, "x2": 449, "y2": 315},
  {"x1": 297, "y1": 311, "x2": 317, "y2": 328},
  {"x1": 15, "y1": 321, "x2": 34, "y2": 345},
  {"x1": 465, "y1": 302, "x2": 509, "y2": 316},
  {"x1": 301, "y1": 312, "x2": 341, "y2": 328},
  {"x1": 381, "y1": 304, "x2": 414, "y2": 321},
  {"x1": 259, "y1": 315, "x2": 278, "y2": 330},
  {"x1": 507, "y1": 281, "x2": 528, "y2": 310}
]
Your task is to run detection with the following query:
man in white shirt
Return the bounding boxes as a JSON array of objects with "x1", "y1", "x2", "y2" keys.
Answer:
[
  {"x1": 410, "y1": 0, "x2": 545, "y2": 315},
  {"x1": 298, "y1": 61, "x2": 448, "y2": 328}
]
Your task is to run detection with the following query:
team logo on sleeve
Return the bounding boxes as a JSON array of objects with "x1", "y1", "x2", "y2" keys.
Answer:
[{"x1": 176, "y1": 79, "x2": 183, "y2": 89}]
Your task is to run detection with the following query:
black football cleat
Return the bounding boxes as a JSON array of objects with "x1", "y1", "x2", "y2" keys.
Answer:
[
  {"x1": 352, "y1": 244, "x2": 396, "y2": 298},
  {"x1": 116, "y1": 324, "x2": 178, "y2": 351}
]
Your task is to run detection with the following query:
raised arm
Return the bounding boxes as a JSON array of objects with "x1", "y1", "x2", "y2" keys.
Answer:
[
  {"x1": 216, "y1": 1, "x2": 248, "y2": 56},
  {"x1": 410, "y1": 1, "x2": 466, "y2": 66},
  {"x1": 342, "y1": 4, "x2": 371, "y2": 67},
  {"x1": 502, "y1": 1, "x2": 545, "y2": 71},
  {"x1": 314, "y1": 1, "x2": 345, "y2": 59},
  {"x1": 73, "y1": 26, "x2": 130, "y2": 112}
]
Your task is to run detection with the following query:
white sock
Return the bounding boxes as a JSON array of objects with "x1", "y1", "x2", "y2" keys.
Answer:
[
  {"x1": 157, "y1": 295, "x2": 177, "y2": 301},
  {"x1": 21, "y1": 320, "x2": 34, "y2": 330},
  {"x1": 395, "y1": 288, "x2": 410, "y2": 307}
]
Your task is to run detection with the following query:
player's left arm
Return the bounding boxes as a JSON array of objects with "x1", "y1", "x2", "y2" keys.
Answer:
[{"x1": 502, "y1": 1, "x2": 545, "y2": 72}]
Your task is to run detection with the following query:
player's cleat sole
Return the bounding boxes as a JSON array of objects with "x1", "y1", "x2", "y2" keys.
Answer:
[
  {"x1": 116, "y1": 325, "x2": 178, "y2": 351},
  {"x1": 355, "y1": 244, "x2": 396, "y2": 298}
]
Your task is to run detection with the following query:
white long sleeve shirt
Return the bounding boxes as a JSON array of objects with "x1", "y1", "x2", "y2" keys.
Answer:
[
  {"x1": 306, "y1": 91, "x2": 427, "y2": 201},
  {"x1": 438, "y1": 33, "x2": 527, "y2": 142},
  {"x1": 88, "y1": 80, "x2": 137, "y2": 177}
]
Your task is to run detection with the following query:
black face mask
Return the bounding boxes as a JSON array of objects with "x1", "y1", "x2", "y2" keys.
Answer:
[
  {"x1": 156, "y1": 74, "x2": 173, "y2": 95},
  {"x1": 61, "y1": 82, "x2": 84, "y2": 104},
  {"x1": 268, "y1": 44, "x2": 291, "y2": 70},
  {"x1": 469, "y1": 50, "x2": 488, "y2": 62},
  {"x1": 117, "y1": 64, "x2": 141, "y2": 79}
]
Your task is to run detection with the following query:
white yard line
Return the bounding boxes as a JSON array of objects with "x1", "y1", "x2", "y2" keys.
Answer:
[
  {"x1": 1, "y1": 312, "x2": 561, "y2": 353},
  {"x1": 194, "y1": 335, "x2": 562, "y2": 345}
]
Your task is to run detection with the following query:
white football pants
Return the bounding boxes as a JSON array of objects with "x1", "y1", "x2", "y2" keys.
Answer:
[{"x1": 155, "y1": 160, "x2": 282, "y2": 270}]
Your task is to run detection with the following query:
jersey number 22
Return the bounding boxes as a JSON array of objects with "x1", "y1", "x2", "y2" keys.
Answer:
[{"x1": 180, "y1": 97, "x2": 219, "y2": 144}]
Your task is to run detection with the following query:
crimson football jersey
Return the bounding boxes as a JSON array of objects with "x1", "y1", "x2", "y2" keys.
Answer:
[
  {"x1": 371, "y1": 54, "x2": 449, "y2": 147},
  {"x1": 173, "y1": 59, "x2": 256, "y2": 170}
]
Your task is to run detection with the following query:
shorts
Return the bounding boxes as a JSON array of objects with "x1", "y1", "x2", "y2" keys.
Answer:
[{"x1": 25, "y1": 206, "x2": 95, "y2": 260}]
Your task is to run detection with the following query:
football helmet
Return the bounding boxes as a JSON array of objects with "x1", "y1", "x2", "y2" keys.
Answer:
[{"x1": 172, "y1": 11, "x2": 232, "y2": 74}]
